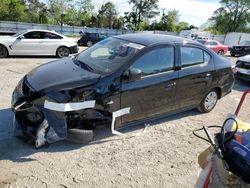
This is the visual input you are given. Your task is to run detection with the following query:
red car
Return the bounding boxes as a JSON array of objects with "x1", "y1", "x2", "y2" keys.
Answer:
[{"x1": 205, "y1": 40, "x2": 229, "y2": 55}]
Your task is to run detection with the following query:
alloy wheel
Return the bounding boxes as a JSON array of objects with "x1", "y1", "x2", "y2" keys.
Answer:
[
  {"x1": 204, "y1": 91, "x2": 218, "y2": 111},
  {"x1": 87, "y1": 41, "x2": 93, "y2": 47},
  {"x1": 57, "y1": 47, "x2": 70, "y2": 58}
]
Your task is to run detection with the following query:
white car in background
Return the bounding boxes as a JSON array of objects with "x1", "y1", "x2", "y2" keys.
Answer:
[
  {"x1": 235, "y1": 55, "x2": 250, "y2": 82},
  {"x1": 0, "y1": 29, "x2": 78, "y2": 58}
]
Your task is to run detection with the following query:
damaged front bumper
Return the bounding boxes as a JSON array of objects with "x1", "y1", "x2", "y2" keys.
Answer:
[
  {"x1": 12, "y1": 90, "x2": 68, "y2": 148},
  {"x1": 11, "y1": 77, "x2": 102, "y2": 148}
]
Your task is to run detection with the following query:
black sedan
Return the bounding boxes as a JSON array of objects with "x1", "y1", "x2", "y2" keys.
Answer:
[
  {"x1": 230, "y1": 41, "x2": 250, "y2": 57},
  {"x1": 11, "y1": 34, "x2": 234, "y2": 147}
]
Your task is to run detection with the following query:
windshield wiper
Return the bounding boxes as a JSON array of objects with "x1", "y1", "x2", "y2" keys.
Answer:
[{"x1": 74, "y1": 58, "x2": 94, "y2": 72}]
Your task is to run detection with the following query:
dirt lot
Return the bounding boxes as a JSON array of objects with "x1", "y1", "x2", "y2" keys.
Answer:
[{"x1": 0, "y1": 52, "x2": 249, "y2": 188}]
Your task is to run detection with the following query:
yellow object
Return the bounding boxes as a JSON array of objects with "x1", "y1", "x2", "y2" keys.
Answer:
[{"x1": 232, "y1": 119, "x2": 250, "y2": 132}]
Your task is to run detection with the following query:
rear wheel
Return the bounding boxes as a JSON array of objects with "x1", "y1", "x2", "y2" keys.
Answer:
[
  {"x1": 218, "y1": 50, "x2": 224, "y2": 56},
  {"x1": 56, "y1": 46, "x2": 70, "y2": 58},
  {"x1": 197, "y1": 89, "x2": 218, "y2": 113},
  {"x1": 0, "y1": 45, "x2": 8, "y2": 58},
  {"x1": 87, "y1": 41, "x2": 93, "y2": 47}
]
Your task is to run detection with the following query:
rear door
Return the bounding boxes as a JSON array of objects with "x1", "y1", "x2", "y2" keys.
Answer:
[
  {"x1": 43, "y1": 32, "x2": 63, "y2": 55},
  {"x1": 120, "y1": 45, "x2": 178, "y2": 126},
  {"x1": 176, "y1": 45, "x2": 214, "y2": 108}
]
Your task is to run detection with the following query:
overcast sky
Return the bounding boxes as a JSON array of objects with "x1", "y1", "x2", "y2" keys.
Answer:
[{"x1": 93, "y1": 0, "x2": 221, "y2": 26}]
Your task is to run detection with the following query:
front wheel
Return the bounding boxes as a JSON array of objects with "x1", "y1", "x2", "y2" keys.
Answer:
[
  {"x1": 87, "y1": 41, "x2": 93, "y2": 47},
  {"x1": 197, "y1": 90, "x2": 218, "y2": 113},
  {"x1": 0, "y1": 45, "x2": 8, "y2": 58},
  {"x1": 56, "y1": 46, "x2": 70, "y2": 58},
  {"x1": 67, "y1": 128, "x2": 94, "y2": 144}
]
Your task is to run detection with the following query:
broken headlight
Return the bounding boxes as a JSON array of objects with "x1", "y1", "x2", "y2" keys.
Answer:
[{"x1": 12, "y1": 78, "x2": 24, "y2": 106}]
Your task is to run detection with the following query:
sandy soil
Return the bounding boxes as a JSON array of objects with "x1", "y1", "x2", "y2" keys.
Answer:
[{"x1": 0, "y1": 53, "x2": 249, "y2": 188}]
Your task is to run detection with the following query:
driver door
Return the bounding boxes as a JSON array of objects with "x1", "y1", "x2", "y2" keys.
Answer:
[
  {"x1": 119, "y1": 46, "x2": 179, "y2": 126},
  {"x1": 11, "y1": 31, "x2": 45, "y2": 55}
]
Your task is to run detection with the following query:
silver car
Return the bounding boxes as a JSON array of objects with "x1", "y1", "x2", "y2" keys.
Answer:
[{"x1": 0, "y1": 29, "x2": 78, "y2": 58}]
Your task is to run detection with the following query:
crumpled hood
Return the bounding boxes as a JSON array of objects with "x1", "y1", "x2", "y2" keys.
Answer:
[
  {"x1": 27, "y1": 57, "x2": 100, "y2": 92},
  {"x1": 238, "y1": 55, "x2": 250, "y2": 63}
]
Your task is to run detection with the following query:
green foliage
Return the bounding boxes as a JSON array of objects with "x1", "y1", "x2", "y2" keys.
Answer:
[
  {"x1": 161, "y1": 10, "x2": 179, "y2": 32},
  {"x1": 0, "y1": 0, "x2": 200, "y2": 32},
  {"x1": 210, "y1": 0, "x2": 250, "y2": 34},
  {"x1": 126, "y1": 0, "x2": 159, "y2": 30},
  {"x1": 98, "y1": 1, "x2": 117, "y2": 29},
  {"x1": 147, "y1": 10, "x2": 193, "y2": 32},
  {"x1": 0, "y1": 0, "x2": 27, "y2": 22}
]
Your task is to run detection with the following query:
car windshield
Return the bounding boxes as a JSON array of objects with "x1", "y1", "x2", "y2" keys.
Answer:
[
  {"x1": 240, "y1": 41, "x2": 250, "y2": 46},
  {"x1": 75, "y1": 37, "x2": 145, "y2": 74},
  {"x1": 12, "y1": 30, "x2": 27, "y2": 37}
]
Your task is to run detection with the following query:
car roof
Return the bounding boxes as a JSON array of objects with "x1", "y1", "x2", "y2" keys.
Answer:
[
  {"x1": 23, "y1": 29, "x2": 63, "y2": 36},
  {"x1": 114, "y1": 33, "x2": 197, "y2": 46}
]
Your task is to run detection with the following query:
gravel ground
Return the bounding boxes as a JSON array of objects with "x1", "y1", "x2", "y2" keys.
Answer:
[{"x1": 0, "y1": 52, "x2": 249, "y2": 188}]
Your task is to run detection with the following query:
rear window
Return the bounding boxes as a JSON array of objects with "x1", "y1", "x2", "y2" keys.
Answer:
[
  {"x1": 45, "y1": 32, "x2": 62, "y2": 39},
  {"x1": 181, "y1": 47, "x2": 211, "y2": 67},
  {"x1": 206, "y1": 41, "x2": 218, "y2": 45}
]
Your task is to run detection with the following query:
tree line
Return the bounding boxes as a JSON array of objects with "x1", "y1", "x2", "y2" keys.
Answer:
[{"x1": 0, "y1": 0, "x2": 249, "y2": 34}]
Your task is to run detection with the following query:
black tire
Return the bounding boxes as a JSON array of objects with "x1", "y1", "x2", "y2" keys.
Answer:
[
  {"x1": 197, "y1": 89, "x2": 218, "y2": 113},
  {"x1": 218, "y1": 50, "x2": 224, "y2": 56},
  {"x1": 67, "y1": 128, "x2": 94, "y2": 144},
  {"x1": 56, "y1": 46, "x2": 70, "y2": 58},
  {"x1": 77, "y1": 40, "x2": 83, "y2": 46},
  {"x1": 230, "y1": 53, "x2": 235, "y2": 57},
  {"x1": 0, "y1": 45, "x2": 8, "y2": 58},
  {"x1": 86, "y1": 41, "x2": 93, "y2": 47}
]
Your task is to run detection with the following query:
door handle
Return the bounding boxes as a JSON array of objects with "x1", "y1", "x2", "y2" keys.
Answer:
[{"x1": 165, "y1": 82, "x2": 176, "y2": 91}]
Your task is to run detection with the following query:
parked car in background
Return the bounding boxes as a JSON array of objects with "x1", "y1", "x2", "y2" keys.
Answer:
[
  {"x1": 196, "y1": 39, "x2": 228, "y2": 55},
  {"x1": 11, "y1": 34, "x2": 234, "y2": 147},
  {"x1": 0, "y1": 29, "x2": 78, "y2": 58},
  {"x1": 205, "y1": 40, "x2": 229, "y2": 55},
  {"x1": 235, "y1": 55, "x2": 250, "y2": 82},
  {"x1": 230, "y1": 41, "x2": 250, "y2": 57},
  {"x1": 77, "y1": 31, "x2": 107, "y2": 47}
]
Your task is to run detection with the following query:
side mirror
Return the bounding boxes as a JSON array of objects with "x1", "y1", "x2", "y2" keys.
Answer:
[
  {"x1": 17, "y1": 36, "x2": 24, "y2": 40},
  {"x1": 128, "y1": 68, "x2": 142, "y2": 81}
]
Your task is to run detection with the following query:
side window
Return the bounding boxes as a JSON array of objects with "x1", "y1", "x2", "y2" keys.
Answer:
[
  {"x1": 45, "y1": 32, "x2": 62, "y2": 39},
  {"x1": 131, "y1": 47, "x2": 174, "y2": 77},
  {"x1": 207, "y1": 41, "x2": 217, "y2": 45},
  {"x1": 204, "y1": 51, "x2": 211, "y2": 63},
  {"x1": 24, "y1": 31, "x2": 44, "y2": 39},
  {"x1": 181, "y1": 47, "x2": 210, "y2": 67}
]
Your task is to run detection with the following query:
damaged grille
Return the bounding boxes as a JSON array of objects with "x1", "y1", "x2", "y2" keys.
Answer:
[{"x1": 234, "y1": 47, "x2": 243, "y2": 51}]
